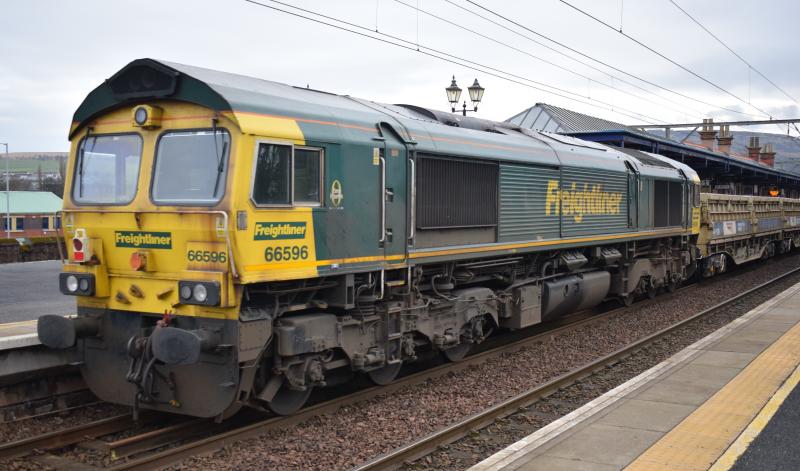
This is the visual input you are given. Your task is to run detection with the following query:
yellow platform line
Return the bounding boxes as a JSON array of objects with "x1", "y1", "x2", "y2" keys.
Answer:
[
  {"x1": 0, "y1": 320, "x2": 37, "y2": 329},
  {"x1": 624, "y1": 320, "x2": 800, "y2": 471},
  {"x1": 709, "y1": 364, "x2": 800, "y2": 471}
]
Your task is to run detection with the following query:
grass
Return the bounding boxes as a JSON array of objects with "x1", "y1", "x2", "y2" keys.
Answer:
[{"x1": 3, "y1": 159, "x2": 62, "y2": 173}]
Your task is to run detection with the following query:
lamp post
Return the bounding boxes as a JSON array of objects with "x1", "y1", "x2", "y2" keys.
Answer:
[
  {"x1": 1, "y1": 143, "x2": 8, "y2": 238},
  {"x1": 445, "y1": 76, "x2": 485, "y2": 116}
]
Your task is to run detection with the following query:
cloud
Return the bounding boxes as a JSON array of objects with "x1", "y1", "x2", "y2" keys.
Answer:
[{"x1": 1, "y1": 0, "x2": 798, "y2": 150}]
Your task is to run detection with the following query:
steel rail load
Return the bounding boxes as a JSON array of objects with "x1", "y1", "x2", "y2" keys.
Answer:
[{"x1": 36, "y1": 59, "x2": 800, "y2": 419}]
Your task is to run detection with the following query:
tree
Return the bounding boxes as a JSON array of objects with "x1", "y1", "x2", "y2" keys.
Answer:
[{"x1": 40, "y1": 176, "x2": 65, "y2": 197}]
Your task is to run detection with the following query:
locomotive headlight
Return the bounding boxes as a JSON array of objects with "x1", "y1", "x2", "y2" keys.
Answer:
[
  {"x1": 60, "y1": 273, "x2": 95, "y2": 296},
  {"x1": 192, "y1": 284, "x2": 208, "y2": 303},
  {"x1": 134, "y1": 107, "x2": 148, "y2": 125},
  {"x1": 131, "y1": 104, "x2": 163, "y2": 128},
  {"x1": 177, "y1": 281, "x2": 220, "y2": 306},
  {"x1": 65, "y1": 275, "x2": 79, "y2": 293}
]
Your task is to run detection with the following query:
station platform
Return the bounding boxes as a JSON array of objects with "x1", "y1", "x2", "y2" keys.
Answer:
[
  {"x1": 471, "y1": 281, "x2": 800, "y2": 471},
  {"x1": 0, "y1": 318, "x2": 79, "y2": 381},
  {"x1": 0, "y1": 320, "x2": 40, "y2": 350}
]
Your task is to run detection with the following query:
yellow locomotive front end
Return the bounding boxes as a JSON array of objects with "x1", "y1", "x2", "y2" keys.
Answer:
[
  {"x1": 38, "y1": 95, "x2": 249, "y2": 418},
  {"x1": 59, "y1": 101, "x2": 239, "y2": 316},
  {"x1": 37, "y1": 58, "x2": 342, "y2": 419}
]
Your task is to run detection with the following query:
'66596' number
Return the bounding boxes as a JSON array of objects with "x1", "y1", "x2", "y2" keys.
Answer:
[
  {"x1": 187, "y1": 250, "x2": 227, "y2": 263},
  {"x1": 265, "y1": 245, "x2": 309, "y2": 262}
]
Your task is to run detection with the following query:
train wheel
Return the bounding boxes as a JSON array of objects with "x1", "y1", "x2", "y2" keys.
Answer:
[
  {"x1": 666, "y1": 281, "x2": 678, "y2": 293},
  {"x1": 621, "y1": 293, "x2": 635, "y2": 307},
  {"x1": 367, "y1": 362, "x2": 402, "y2": 385},
  {"x1": 442, "y1": 343, "x2": 471, "y2": 362},
  {"x1": 267, "y1": 384, "x2": 312, "y2": 416}
]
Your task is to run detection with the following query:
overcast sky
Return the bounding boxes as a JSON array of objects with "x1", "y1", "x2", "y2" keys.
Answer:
[{"x1": 2, "y1": 0, "x2": 799, "y2": 152}]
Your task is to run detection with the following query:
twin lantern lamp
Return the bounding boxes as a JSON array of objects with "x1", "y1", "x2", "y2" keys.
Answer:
[{"x1": 445, "y1": 76, "x2": 485, "y2": 116}]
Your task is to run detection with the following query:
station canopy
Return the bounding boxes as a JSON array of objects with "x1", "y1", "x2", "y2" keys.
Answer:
[{"x1": 508, "y1": 103, "x2": 800, "y2": 196}]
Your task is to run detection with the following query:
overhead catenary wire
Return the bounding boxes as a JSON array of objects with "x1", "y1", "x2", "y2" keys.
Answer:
[
  {"x1": 661, "y1": 0, "x2": 798, "y2": 139},
  {"x1": 556, "y1": 0, "x2": 776, "y2": 119},
  {"x1": 393, "y1": 0, "x2": 704, "y2": 121},
  {"x1": 241, "y1": 0, "x2": 667, "y2": 124},
  {"x1": 668, "y1": 0, "x2": 799, "y2": 106},
  {"x1": 462, "y1": 0, "x2": 766, "y2": 120},
  {"x1": 446, "y1": 0, "x2": 708, "y2": 119}
]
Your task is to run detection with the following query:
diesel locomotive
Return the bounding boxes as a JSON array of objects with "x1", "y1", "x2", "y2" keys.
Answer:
[{"x1": 37, "y1": 59, "x2": 792, "y2": 419}]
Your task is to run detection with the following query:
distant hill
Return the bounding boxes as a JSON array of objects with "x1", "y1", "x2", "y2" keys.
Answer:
[
  {"x1": 649, "y1": 130, "x2": 800, "y2": 174},
  {"x1": 7, "y1": 152, "x2": 68, "y2": 159},
  {"x1": 3, "y1": 153, "x2": 67, "y2": 174}
]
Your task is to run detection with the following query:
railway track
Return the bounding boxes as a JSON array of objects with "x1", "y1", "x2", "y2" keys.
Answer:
[
  {"x1": 0, "y1": 293, "x2": 663, "y2": 469},
  {"x1": 352, "y1": 266, "x2": 800, "y2": 470},
  {"x1": 1, "y1": 264, "x2": 796, "y2": 470}
]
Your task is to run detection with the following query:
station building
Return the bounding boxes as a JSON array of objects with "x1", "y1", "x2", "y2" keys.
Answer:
[{"x1": 0, "y1": 191, "x2": 62, "y2": 238}]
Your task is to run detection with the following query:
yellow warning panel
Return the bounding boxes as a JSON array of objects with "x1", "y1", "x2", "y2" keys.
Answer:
[{"x1": 625, "y1": 321, "x2": 800, "y2": 471}]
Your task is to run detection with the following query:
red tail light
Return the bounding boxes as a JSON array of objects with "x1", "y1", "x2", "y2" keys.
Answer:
[{"x1": 72, "y1": 228, "x2": 90, "y2": 263}]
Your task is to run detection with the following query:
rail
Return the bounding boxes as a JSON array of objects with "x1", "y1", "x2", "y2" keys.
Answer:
[
  {"x1": 351, "y1": 265, "x2": 800, "y2": 470},
  {"x1": 4, "y1": 265, "x2": 798, "y2": 469}
]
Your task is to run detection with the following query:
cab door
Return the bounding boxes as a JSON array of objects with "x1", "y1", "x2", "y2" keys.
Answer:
[{"x1": 376, "y1": 123, "x2": 407, "y2": 264}]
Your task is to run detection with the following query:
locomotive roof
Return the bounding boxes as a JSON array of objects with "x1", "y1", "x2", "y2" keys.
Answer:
[{"x1": 71, "y1": 58, "x2": 697, "y2": 181}]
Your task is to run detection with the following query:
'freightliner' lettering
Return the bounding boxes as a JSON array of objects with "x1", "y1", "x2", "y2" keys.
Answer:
[
  {"x1": 254, "y1": 222, "x2": 307, "y2": 240},
  {"x1": 114, "y1": 231, "x2": 172, "y2": 249},
  {"x1": 545, "y1": 180, "x2": 623, "y2": 223}
]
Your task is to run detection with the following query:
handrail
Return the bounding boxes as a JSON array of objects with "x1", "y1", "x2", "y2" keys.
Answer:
[
  {"x1": 409, "y1": 158, "x2": 416, "y2": 242},
  {"x1": 379, "y1": 157, "x2": 386, "y2": 244},
  {"x1": 55, "y1": 210, "x2": 66, "y2": 264}
]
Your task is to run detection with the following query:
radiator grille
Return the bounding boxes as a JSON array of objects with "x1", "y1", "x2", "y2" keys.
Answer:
[{"x1": 416, "y1": 156, "x2": 498, "y2": 229}]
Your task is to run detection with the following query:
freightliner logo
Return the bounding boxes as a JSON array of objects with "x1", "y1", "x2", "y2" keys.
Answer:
[
  {"x1": 254, "y1": 222, "x2": 307, "y2": 240},
  {"x1": 545, "y1": 180, "x2": 623, "y2": 223},
  {"x1": 115, "y1": 231, "x2": 173, "y2": 249}
]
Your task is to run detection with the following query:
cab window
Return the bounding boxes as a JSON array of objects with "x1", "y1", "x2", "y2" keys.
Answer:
[
  {"x1": 152, "y1": 129, "x2": 230, "y2": 205},
  {"x1": 72, "y1": 134, "x2": 142, "y2": 204},
  {"x1": 252, "y1": 143, "x2": 322, "y2": 206}
]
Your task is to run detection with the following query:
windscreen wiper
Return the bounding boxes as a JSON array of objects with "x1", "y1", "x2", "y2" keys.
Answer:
[
  {"x1": 212, "y1": 140, "x2": 228, "y2": 198},
  {"x1": 78, "y1": 134, "x2": 97, "y2": 198}
]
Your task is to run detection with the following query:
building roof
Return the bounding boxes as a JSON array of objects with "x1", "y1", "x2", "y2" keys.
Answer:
[
  {"x1": 0, "y1": 192, "x2": 62, "y2": 215},
  {"x1": 508, "y1": 103, "x2": 635, "y2": 134}
]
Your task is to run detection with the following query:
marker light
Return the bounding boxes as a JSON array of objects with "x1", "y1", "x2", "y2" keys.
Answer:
[
  {"x1": 71, "y1": 228, "x2": 91, "y2": 263},
  {"x1": 180, "y1": 285, "x2": 192, "y2": 300},
  {"x1": 78, "y1": 278, "x2": 90, "y2": 292},
  {"x1": 66, "y1": 275, "x2": 79, "y2": 293},
  {"x1": 192, "y1": 284, "x2": 208, "y2": 303}
]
